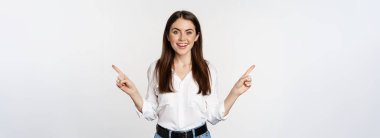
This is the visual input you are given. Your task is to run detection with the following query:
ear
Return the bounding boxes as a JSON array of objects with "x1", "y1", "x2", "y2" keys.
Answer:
[
  {"x1": 167, "y1": 35, "x2": 170, "y2": 42},
  {"x1": 194, "y1": 33, "x2": 200, "y2": 42}
]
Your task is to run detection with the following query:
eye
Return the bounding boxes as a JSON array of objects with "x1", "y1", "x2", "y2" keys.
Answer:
[
  {"x1": 173, "y1": 30, "x2": 178, "y2": 34},
  {"x1": 186, "y1": 31, "x2": 192, "y2": 35}
]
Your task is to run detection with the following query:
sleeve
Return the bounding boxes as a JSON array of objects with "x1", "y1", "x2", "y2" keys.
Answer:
[
  {"x1": 205, "y1": 63, "x2": 229, "y2": 125},
  {"x1": 135, "y1": 61, "x2": 159, "y2": 121}
]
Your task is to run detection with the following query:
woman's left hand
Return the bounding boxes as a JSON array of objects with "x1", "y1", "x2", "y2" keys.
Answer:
[{"x1": 231, "y1": 65, "x2": 255, "y2": 96}]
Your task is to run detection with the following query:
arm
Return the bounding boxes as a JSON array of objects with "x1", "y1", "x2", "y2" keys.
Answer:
[
  {"x1": 224, "y1": 65, "x2": 255, "y2": 116},
  {"x1": 128, "y1": 91, "x2": 144, "y2": 112},
  {"x1": 112, "y1": 65, "x2": 143, "y2": 112}
]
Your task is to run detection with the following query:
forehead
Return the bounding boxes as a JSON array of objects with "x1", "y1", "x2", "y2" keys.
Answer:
[{"x1": 170, "y1": 18, "x2": 196, "y2": 30}]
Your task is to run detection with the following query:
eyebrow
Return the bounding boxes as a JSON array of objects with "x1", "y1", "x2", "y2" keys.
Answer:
[{"x1": 171, "y1": 28, "x2": 194, "y2": 31}]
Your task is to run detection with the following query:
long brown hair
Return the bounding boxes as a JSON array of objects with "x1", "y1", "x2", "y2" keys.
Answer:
[{"x1": 155, "y1": 10, "x2": 211, "y2": 96}]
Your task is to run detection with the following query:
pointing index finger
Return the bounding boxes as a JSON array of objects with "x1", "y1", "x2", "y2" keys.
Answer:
[
  {"x1": 243, "y1": 65, "x2": 255, "y2": 77},
  {"x1": 112, "y1": 64, "x2": 123, "y2": 74}
]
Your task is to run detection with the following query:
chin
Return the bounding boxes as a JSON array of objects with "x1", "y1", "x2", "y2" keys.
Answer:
[{"x1": 175, "y1": 50, "x2": 191, "y2": 56}]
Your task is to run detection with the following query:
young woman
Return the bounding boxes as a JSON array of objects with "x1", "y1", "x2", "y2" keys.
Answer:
[{"x1": 112, "y1": 10, "x2": 255, "y2": 138}]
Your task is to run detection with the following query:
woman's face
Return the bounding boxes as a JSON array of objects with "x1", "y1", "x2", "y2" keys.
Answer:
[{"x1": 168, "y1": 18, "x2": 199, "y2": 57}]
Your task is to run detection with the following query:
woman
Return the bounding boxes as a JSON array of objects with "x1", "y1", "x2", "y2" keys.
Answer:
[{"x1": 112, "y1": 10, "x2": 255, "y2": 138}]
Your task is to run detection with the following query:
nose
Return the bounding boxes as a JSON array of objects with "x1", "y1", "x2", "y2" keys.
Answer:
[{"x1": 179, "y1": 33, "x2": 186, "y2": 41}]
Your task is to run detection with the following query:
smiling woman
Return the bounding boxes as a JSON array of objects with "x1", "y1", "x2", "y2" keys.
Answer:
[
  {"x1": 158, "y1": 11, "x2": 210, "y2": 96},
  {"x1": 112, "y1": 10, "x2": 255, "y2": 138},
  {"x1": 168, "y1": 18, "x2": 199, "y2": 56}
]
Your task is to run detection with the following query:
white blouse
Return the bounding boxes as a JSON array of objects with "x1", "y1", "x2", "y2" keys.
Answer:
[{"x1": 136, "y1": 61, "x2": 228, "y2": 131}]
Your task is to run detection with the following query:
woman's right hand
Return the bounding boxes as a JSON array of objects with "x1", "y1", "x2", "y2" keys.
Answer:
[{"x1": 112, "y1": 64, "x2": 138, "y2": 95}]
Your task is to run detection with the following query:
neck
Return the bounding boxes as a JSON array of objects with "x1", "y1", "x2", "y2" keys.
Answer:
[{"x1": 174, "y1": 53, "x2": 192, "y2": 67}]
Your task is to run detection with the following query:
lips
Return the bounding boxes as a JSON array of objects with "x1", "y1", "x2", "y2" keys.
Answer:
[{"x1": 176, "y1": 43, "x2": 188, "y2": 49}]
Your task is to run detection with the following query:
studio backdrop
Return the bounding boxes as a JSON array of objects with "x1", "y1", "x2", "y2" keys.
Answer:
[{"x1": 0, "y1": 0, "x2": 379, "y2": 138}]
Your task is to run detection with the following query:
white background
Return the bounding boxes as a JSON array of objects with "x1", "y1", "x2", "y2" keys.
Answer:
[{"x1": 1, "y1": 0, "x2": 379, "y2": 138}]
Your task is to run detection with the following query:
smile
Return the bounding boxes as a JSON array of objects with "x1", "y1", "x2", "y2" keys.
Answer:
[{"x1": 176, "y1": 43, "x2": 188, "y2": 49}]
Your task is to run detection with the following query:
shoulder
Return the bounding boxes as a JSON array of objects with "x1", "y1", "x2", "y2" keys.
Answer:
[
  {"x1": 148, "y1": 60, "x2": 158, "y2": 71},
  {"x1": 147, "y1": 60, "x2": 159, "y2": 79},
  {"x1": 206, "y1": 60, "x2": 217, "y2": 71},
  {"x1": 205, "y1": 60, "x2": 217, "y2": 76}
]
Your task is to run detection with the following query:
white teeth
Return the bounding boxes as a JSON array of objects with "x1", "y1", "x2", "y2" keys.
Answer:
[{"x1": 177, "y1": 43, "x2": 188, "y2": 47}]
